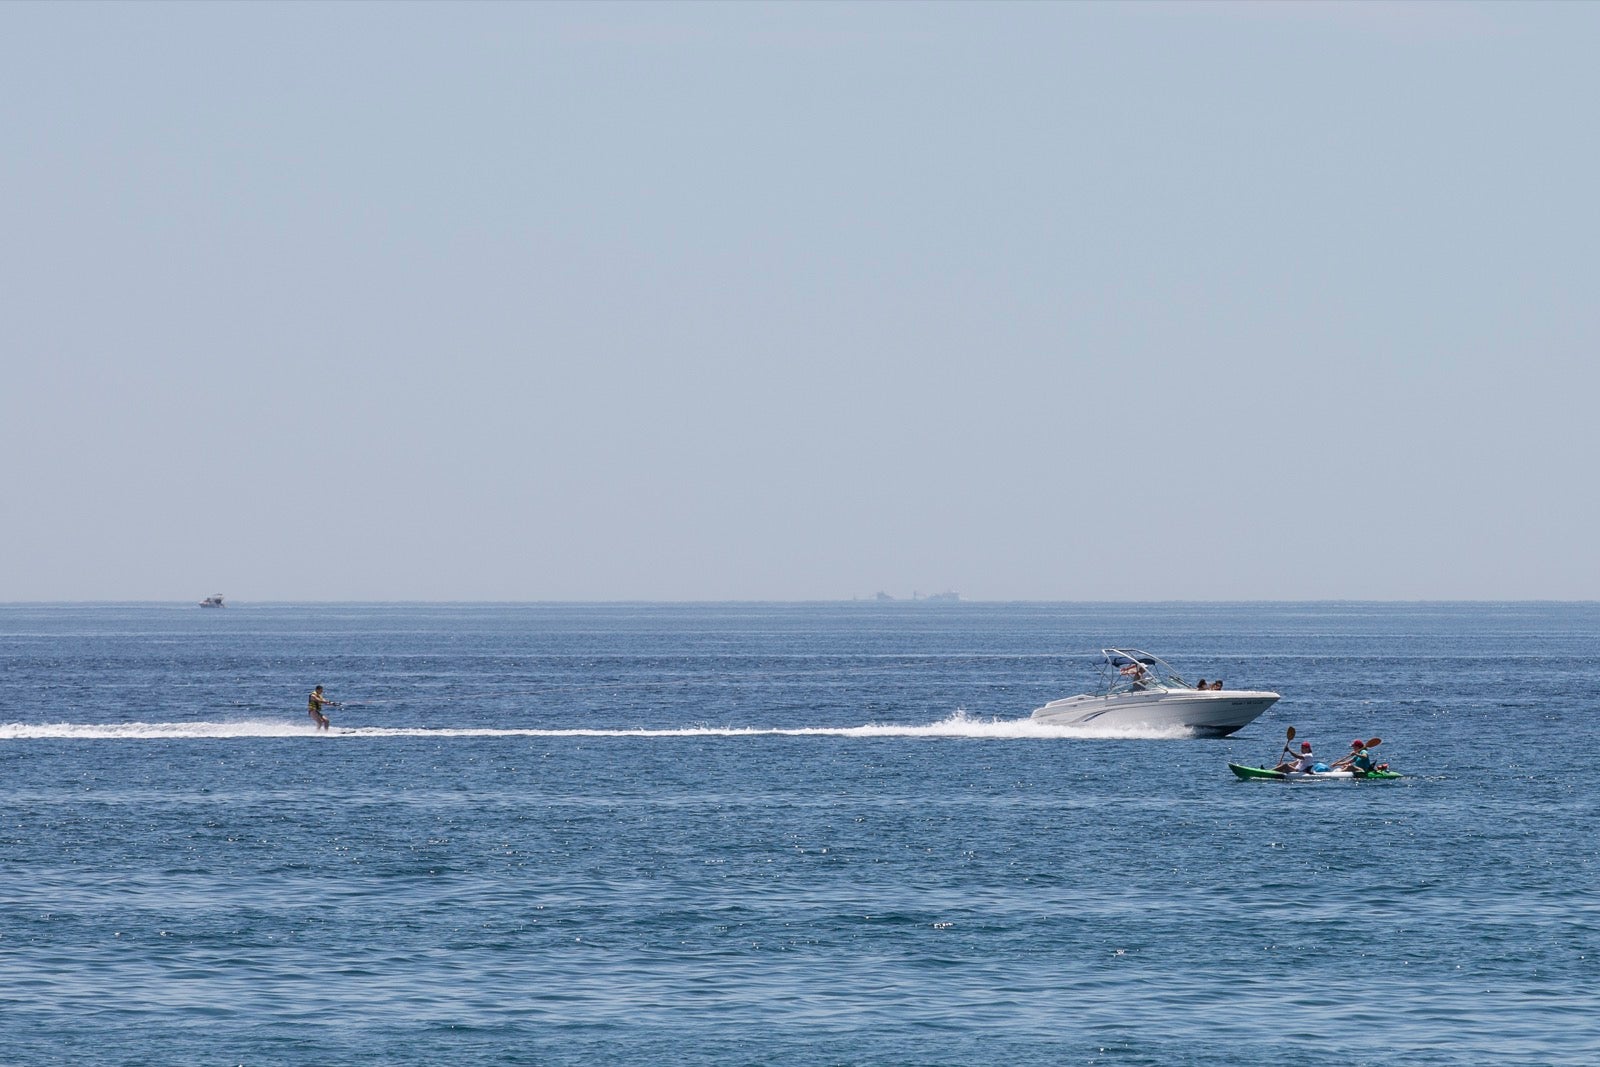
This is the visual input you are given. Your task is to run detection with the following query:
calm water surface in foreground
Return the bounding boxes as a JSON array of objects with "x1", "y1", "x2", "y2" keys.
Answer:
[{"x1": 2, "y1": 602, "x2": 1597, "y2": 1065}]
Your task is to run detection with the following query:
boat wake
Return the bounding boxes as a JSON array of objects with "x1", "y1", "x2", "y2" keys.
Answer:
[{"x1": 0, "y1": 711, "x2": 1197, "y2": 742}]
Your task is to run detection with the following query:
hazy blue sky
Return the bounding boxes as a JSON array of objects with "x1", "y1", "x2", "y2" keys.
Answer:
[{"x1": 3, "y1": 1, "x2": 1596, "y2": 601}]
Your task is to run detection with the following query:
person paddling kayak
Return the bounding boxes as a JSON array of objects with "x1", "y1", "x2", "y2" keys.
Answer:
[
  {"x1": 1277, "y1": 740, "x2": 1319, "y2": 773},
  {"x1": 1344, "y1": 739, "x2": 1389, "y2": 775},
  {"x1": 308, "y1": 684, "x2": 339, "y2": 730}
]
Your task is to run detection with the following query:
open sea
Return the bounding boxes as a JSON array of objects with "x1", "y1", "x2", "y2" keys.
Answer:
[{"x1": 2, "y1": 601, "x2": 1597, "y2": 1065}]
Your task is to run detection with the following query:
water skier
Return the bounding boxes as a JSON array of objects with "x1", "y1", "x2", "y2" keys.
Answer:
[{"x1": 308, "y1": 684, "x2": 339, "y2": 730}]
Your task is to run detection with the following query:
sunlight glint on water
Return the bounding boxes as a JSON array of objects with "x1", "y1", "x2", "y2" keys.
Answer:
[{"x1": 2, "y1": 601, "x2": 1597, "y2": 1066}]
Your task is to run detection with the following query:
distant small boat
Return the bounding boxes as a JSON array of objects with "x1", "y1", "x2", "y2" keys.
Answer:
[{"x1": 199, "y1": 594, "x2": 226, "y2": 608}]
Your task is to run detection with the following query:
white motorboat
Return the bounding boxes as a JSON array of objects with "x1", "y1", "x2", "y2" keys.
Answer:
[
  {"x1": 199, "y1": 594, "x2": 226, "y2": 608},
  {"x1": 1030, "y1": 648, "x2": 1278, "y2": 737}
]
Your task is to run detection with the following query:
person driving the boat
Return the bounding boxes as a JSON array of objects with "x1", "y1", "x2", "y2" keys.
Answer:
[{"x1": 1119, "y1": 662, "x2": 1149, "y2": 690}]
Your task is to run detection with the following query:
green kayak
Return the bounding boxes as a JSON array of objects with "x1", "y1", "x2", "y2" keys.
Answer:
[{"x1": 1229, "y1": 762, "x2": 1402, "y2": 782}]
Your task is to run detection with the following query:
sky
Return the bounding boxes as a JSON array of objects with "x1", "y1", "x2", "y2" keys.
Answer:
[{"x1": 2, "y1": 1, "x2": 1596, "y2": 601}]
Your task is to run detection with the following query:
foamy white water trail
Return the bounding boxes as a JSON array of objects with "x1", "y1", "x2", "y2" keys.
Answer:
[{"x1": 0, "y1": 711, "x2": 1196, "y2": 742}]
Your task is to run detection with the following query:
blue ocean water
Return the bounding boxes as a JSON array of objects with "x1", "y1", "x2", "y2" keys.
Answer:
[{"x1": 2, "y1": 601, "x2": 1597, "y2": 1065}]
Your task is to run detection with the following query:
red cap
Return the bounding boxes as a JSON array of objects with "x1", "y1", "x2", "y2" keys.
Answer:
[{"x1": 1300, "y1": 741, "x2": 1312, "y2": 751}]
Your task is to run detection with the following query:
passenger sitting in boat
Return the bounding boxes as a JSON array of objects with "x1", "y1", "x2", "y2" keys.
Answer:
[
  {"x1": 1120, "y1": 662, "x2": 1149, "y2": 689},
  {"x1": 1210, "y1": 680, "x2": 1223, "y2": 690},
  {"x1": 1195, "y1": 678, "x2": 1207, "y2": 690}
]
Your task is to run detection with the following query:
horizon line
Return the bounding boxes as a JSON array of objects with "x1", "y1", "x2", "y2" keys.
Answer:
[{"x1": 3, "y1": 598, "x2": 1598, "y2": 606}]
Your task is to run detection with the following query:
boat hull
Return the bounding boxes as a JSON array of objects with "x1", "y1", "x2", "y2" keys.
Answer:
[
  {"x1": 1228, "y1": 762, "x2": 1402, "y2": 781},
  {"x1": 1030, "y1": 690, "x2": 1279, "y2": 737}
]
